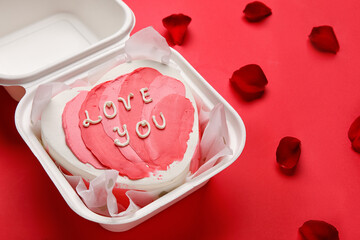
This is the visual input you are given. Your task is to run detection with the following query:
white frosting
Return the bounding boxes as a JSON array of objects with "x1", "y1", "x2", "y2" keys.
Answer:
[
  {"x1": 41, "y1": 87, "x2": 107, "y2": 181},
  {"x1": 103, "y1": 101, "x2": 117, "y2": 119},
  {"x1": 152, "y1": 112, "x2": 166, "y2": 129},
  {"x1": 140, "y1": 87, "x2": 153, "y2": 103},
  {"x1": 41, "y1": 60, "x2": 199, "y2": 192},
  {"x1": 135, "y1": 120, "x2": 151, "y2": 139},
  {"x1": 118, "y1": 93, "x2": 134, "y2": 111},
  {"x1": 113, "y1": 125, "x2": 130, "y2": 147},
  {"x1": 83, "y1": 110, "x2": 102, "y2": 127}
]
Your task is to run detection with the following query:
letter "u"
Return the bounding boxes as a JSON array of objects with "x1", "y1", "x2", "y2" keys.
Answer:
[{"x1": 152, "y1": 112, "x2": 166, "y2": 129}]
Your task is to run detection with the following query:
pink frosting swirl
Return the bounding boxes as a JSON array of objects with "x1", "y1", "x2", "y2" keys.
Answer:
[{"x1": 62, "y1": 68, "x2": 195, "y2": 180}]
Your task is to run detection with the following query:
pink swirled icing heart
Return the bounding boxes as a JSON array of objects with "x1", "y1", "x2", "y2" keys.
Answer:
[{"x1": 62, "y1": 67, "x2": 196, "y2": 180}]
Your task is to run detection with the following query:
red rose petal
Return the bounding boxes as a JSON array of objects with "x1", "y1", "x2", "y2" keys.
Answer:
[
  {"x1": 276, "y1": 136, "x2": 301, "y2": 175},
  {"x1": 309, "y1": 26, "x2": 340, "y2": 54},
  {"x1": 348, "y1": 116, "x2": 360, "y2": 141},
  {"x1": 230, "y1": 64, "x2": 268, "y2": 101},
  {"x1": 243, "y1": 1, "x2": 272, "y2": 22},
  {"x1": 299, "y1": 220, "x2": 339, "y2": 240},
  {"x1": 348, "y1": 116, "x2": 360, "y2": 153},
  {"x1": 351, "y1": 136, "x2": 360, "y2": 153},
  {"x1": 162, "y1": 14, "x2": 191, "y2": 45}
]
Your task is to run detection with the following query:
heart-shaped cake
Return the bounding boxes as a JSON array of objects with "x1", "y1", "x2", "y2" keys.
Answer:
[{"x1": 41, "y1": 60, "x2": 199, "y2": 192}]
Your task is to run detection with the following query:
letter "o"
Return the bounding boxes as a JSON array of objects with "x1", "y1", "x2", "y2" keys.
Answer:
[
  {"x1": 136, "y1": 120, "x2": 151, "y2": 138},
  {"x1": 103, "y1": 101, "x2": 117, "y2": 119}
]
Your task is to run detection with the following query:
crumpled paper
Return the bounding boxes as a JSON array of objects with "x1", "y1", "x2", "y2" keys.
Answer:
[
  {"x1": 124, "y1": 26, "x2": 171, "y2": 64},
  {"x1": 64, "y1": 169, "x2": 158, "y2": 217},
  {"x1": 31, "y1": 82, "x2": 71, "y2": 136},
  {"x1": 188, "y1": 103, "x2": 232, "y2": 179},
  {"x1": 32, "y1": 27, "x2": 233, "y2": 217}
]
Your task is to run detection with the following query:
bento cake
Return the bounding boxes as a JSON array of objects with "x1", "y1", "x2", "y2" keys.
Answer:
[{"x1": 41, "y1": 60, "x2": 199, "y2": 192}]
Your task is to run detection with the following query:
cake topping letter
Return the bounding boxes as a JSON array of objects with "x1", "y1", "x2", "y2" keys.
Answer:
[
  {"x1": 152, "y1": 112, "x2": 166, "y2": 129},
  {"x1": 136, "y1": 120, "x2": 151, "y2": 138},
  {"x1": 113, "y1": 125, "x2": 130, "y2": 147},
  {"x1": 83, "y1": 110, "x2": 102, "y2": 127},
  {"x1": 140, "y1": 88, "x2": 153, "y2": 103},
  {"x1": 103, "y1": 101, "x2": 117, "y2": 119},
  {"x1": 118, "y1": 93, "x2": 134, "y2": 111}
]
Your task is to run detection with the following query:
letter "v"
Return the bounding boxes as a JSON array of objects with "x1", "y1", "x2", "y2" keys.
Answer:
[{"x1": 118, "y1": 93, "x2": 134, "y2": 111}]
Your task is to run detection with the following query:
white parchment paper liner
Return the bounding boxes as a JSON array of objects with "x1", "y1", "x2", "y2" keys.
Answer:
[{"x1": 32, "y1": 27, "x2": 233, "y2": 217}]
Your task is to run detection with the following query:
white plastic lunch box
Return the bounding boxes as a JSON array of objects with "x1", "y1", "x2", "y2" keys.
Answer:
[{"x1": 0, "y1": 0, "x2": 246, "y2": 231}]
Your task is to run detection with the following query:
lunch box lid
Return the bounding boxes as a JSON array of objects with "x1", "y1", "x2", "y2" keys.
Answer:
[{"x1": 0, "y1": 0, "x2": 135, "y2": 86}]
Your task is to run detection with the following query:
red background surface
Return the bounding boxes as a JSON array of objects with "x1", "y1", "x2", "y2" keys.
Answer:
[{"x1": 1, "y1": 0, "x2": 360, "y2": 239}]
